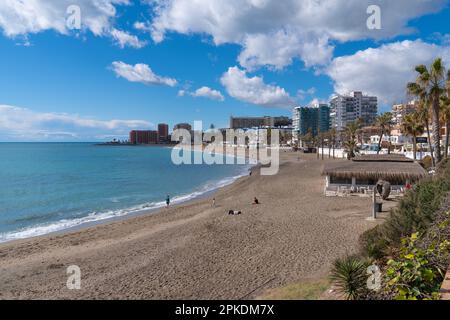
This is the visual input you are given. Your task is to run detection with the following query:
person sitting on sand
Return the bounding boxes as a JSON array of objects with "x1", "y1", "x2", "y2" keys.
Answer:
[
  {"x1": 166, "y1": 195, "x2": 170, "y2": 208},
  {"x1": 253, "y1": 197, "x2": 259, "y2": 205},
  {"x1": 228, "y1": 210, "x2": 242, "y2": 215}
]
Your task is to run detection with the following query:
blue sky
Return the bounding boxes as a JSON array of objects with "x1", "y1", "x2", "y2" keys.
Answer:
[{"x1": 0, "y1": 0, "x2": 449, "y2": 141}]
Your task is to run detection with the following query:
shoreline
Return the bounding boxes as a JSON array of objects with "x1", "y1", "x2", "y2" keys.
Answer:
[
  {"x1": 0, "y1": 153, "x2": 382, "y2": 299},
  {"x1": 0, "y1": 154, "x2": 255, "y2": 244}
]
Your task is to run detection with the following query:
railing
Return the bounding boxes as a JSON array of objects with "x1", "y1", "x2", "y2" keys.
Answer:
[{"x1": 317, "y1": 148, "x2": 433, "y2": 160}]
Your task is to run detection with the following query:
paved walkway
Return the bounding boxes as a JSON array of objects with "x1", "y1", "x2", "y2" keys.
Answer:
[{"x1": 441, "y1": 266, "x2": 450, "y2": 300}]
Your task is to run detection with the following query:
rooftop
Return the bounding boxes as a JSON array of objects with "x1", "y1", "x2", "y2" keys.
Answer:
[{"x1": 322, "y1": 154, "x2": 427, "y2": 181}]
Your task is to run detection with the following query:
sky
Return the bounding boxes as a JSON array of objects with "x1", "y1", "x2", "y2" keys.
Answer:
[{"x1": 0, "y1": 0, "x2": 450, "y2": 142}]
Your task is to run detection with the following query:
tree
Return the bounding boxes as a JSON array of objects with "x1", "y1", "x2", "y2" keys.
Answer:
[
  {"x1": 401, "y1": 113, "x2": 424, "y2": 161},
  {"x1": 301, "y1": 130, "x2": 313, "y2": 149},
  {"x1": 375, "y1": 112, "x2": 393, "y2": 154},
  {"x1": 407, "y1": 58, "x2": 446, "y2": 164},
  {"x1": 344, "y1": 121, "x2": 360, "y2": 159},
  {"x1": 329, "y1": 128, "x2": 337, "y2": 159},
  {"x1": 441, "y1": 70, "x2": 450, "y2": 158},
  {"x1": 440, "y1": 96, "x2": 450, "y2": 158},
  {"x1": 318, "y1": 131, "x2": 326, "y2": 160},
  {"x1": 416, "y1": 100, "x2": 435, "y2": 166}
]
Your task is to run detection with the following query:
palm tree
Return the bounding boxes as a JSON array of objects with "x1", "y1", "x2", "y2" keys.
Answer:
[
  {"x1": 318, "y1": 131, "x2": 326, "y2": 160},
  {"x1": 401, "y1": 113, "x2": 424, "y2": 161},
  {"x1": 375, "y1": 112, "x2": 393, "y2": 154},
  {"x1": 416, "y1": 100, "x2": 435, "y2": 166},
  {"x1": 344, "y1": 121, "x2": 360, "y2": 159},
  {"x1": 329, "y1": 128, "x2": 337, "y2": 159},
  {"x1": 407, "y1": 58, "x2": 446, "y2": 164},
  {"x1": 440, "y1": 96, "x2": 450, "y2": 158},
  {"x1": 441, "y1": 70, "x2": 450, "y2": 158}
]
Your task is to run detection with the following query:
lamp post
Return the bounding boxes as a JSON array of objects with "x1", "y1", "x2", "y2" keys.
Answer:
[{"x1": 372, "y1": 187, "x2": 377, "y2": 220}]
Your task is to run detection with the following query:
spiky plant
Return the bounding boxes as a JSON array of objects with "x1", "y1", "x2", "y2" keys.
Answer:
[{"x1": 330, "y1": 255, "x2": 370, "y2": 300}]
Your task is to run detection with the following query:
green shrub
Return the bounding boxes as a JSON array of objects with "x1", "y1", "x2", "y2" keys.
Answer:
[
  {"x1": 329, "y1": 255, "x2": 371, "y2": 300},
  {"x1": 352, "y1": 159, "x2": 450, "y2": 300},
  {"x1": 361, "y1": 160, "x2": 450, "y2": 259},
  {"x1": 383, "y1": 231, "x2": 450, "y2": 300},
  {"x1": 359, "y1": 225, "x2": 387, "y2": 260}
]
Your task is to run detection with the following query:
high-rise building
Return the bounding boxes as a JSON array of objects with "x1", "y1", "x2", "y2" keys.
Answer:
[
  {"x1": 129, "y1": 130, "x2": 158, "y2": 145},
  {"x1": 158, "y1": 123, "x2": 169, "y2": 143},
  {"x1": 318, "y1": 104, "x2": 331, "y2": 133},
  {"x1": 229, "y1": 116, "x2": 291, "y2": 129},
  {"x1": 292, "y1": 104, "x2": 330, "y2": 137},
  {"x1": 392, "y1": 101, "x2": 418, "y2": 126},
  {"x1": 330, "y1": 91, "x2": 377, "y2": 131}
]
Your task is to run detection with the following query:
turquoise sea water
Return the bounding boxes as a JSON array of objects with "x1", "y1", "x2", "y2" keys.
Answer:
[{"x1": 0, "y1": 143, "x2": 250, "y2": 242}]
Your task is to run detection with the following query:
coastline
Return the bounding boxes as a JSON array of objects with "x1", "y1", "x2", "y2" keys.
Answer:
[
  {"x1": 0, "y1": 147, "x2": 254, "y2": 244},
  {"x1": 0, "y1": 152, "x2": 381, "y2": 299}
]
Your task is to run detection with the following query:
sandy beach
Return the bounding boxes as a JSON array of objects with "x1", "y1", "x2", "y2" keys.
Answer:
[{"x1": 0, "y1": 152, "x2": 383, "y2": 299}]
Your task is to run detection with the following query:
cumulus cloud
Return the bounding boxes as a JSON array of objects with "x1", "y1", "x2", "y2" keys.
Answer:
[
  {"x1": 178, "y1": 86, "x2": 225, "y2": 101},
  {"x1": 0, "y1": 1, "x2": 147, "y2": 49},
  {"x1": 111, "y1": 61, "x2": 177, "y2": 87},
  {"x1": 326, "y1": 40, "x2": 450, "y2": 104},
  {"x1": 0, "y1": 0, "x2": 128, "y2": 37},
  {"x1": 110, "y1": 28, "x2": 147, "y2": 48},
  {"x1": 220, "y1": 66, "x2": 294, "y2": 108},
  {"x1": 238, "y1": 30, "x2": 334, "y2": 70},
  {"x1": 149, "y1": 0, "x2": 447, "y2": 70},
  {"x1": 297, "y1": 87, "x2": 317, "y2": 100},
  {"x1": 0, "y1": 105, "x2": 152, "y2": 141}
]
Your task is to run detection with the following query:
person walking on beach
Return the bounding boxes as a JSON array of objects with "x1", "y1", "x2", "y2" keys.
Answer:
[
  {"x1": 166, "y1": 195, "x2": 170, "y2": 208},
  {"x1": 212, "y1": 198, "x2": 216, "y2": 207}
]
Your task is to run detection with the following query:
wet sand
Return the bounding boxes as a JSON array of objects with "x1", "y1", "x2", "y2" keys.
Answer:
[{"x1": 0, "y1": 152, "x2": 379, "y2": 299}]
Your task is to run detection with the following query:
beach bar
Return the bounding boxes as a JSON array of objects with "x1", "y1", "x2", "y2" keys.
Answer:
[{"x1": 322, "y1": 154, "x2": 427, "y2": 197}]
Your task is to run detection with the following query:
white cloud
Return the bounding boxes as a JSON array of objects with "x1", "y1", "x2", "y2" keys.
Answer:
[
  {"x1": 178, "y1": 86, "x2": 225, "y2": 101},
  {"x1": 134, "y1": 21, "x2": 152, "y2": 33},
  {"x1": 0, "y1": 105, "x2": 152, "y2": 141},
  {"x1": 0, "y1": 0, "x2": 128, "y2": 37},
  {"x1": 220, "y1": 66, "x2": 294, "y2": 108},
  {"x1": 149, "y1": 0, "x2": 447, "y2": 70},
  {"x1": 326, "y1": 40, "x2": 450, "y2": 104},
  {"x1": 110, "y1": 28, "x2": 146, "y2": 48},
  {"x1": 0, "y1": 1, "x2": 147, "y2": 49},
  {"x1": 111, "y1": 61, "x2": 177, "y2": 87},
  {"x1": 297, "y1": 87, "x2": 317, "y2": 100},
  {"x1": 238, "y1": 30, "x2": 334, "y2": 70}
]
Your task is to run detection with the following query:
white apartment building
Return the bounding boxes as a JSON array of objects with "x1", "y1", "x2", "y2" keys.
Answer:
[
  {"x1": 392, "y1": 100, "x2": 418, "y2": 126},
  {"x1": 330, "y1": 91, "x2": 378, "y2": 131}
]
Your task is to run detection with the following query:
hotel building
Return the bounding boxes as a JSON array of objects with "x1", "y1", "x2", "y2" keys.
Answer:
[
  {"x1": 129, "y1": 130, "x2": 158, "y2": 145},
  {"x1": 292, "y1": 104, "x2": 330, "y2": 137},
  {"x1": 392, "y1": 101, "x2": 418, "y2": 126},
  {"x1": 158, "y1": 123, "x2": 169, "y2": 143},
  {"x1": 330, "y1": 91, "x2": 378, "y2": 131},
  {"x1": 229, "y1": 116, "x2": 291, "y2": 129}
]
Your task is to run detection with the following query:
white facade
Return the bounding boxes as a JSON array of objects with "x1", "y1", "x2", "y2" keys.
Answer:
[
  {"x1": 370, "y1": 134, "x2": 412, "y2": 145},
  {"x1": 330, "y1": 91, "x2": 378, "y2": 131}
]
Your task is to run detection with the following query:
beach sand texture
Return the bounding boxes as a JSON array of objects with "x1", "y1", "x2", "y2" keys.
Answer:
[{"x1": 0, "y1": 153, "x2": 380, "y2": 299}]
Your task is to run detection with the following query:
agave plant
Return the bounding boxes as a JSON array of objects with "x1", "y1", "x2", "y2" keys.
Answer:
[{"x1": 330, "y1": 255, "x2": 370, "y2": 300}]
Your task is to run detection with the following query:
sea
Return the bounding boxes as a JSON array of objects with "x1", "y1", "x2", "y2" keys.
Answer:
[{"x1": 0, "y1": 143, "x2": 251, "y2": 243}]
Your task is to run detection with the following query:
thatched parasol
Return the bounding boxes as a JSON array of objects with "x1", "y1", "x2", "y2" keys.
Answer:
[{"x1": 322, "y1": 154, "x2": 427, "y2": 181}]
